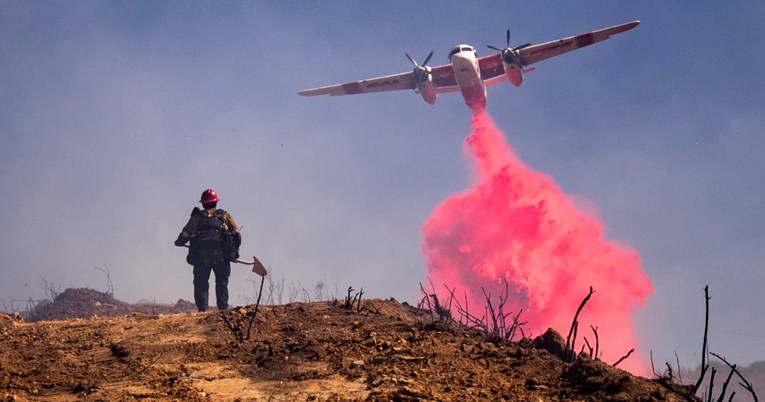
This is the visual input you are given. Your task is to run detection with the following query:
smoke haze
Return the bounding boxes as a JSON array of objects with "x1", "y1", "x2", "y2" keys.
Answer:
[
  {"x1": 2, "y1": 2, "x2": 763, "y2": 370},
  {"x1": 423, "y1": 111, "x2": 653, "y2": 374}
]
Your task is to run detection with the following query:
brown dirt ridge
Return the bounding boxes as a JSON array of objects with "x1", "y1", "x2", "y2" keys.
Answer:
[
  {"x1": 1, "y1": 288, "x2": 700, "y2": 401},
  {"x1": 24, "y1": 288, "x2": 197, "y2": 322}
]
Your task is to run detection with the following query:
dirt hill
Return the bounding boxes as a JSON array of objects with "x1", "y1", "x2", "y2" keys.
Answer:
[
  {"x1": 1, "y1": 289, "x2": 705, "y2": 401},
  {"x1": 25, "y1": 288, "x2": 197, "y2": 322}
]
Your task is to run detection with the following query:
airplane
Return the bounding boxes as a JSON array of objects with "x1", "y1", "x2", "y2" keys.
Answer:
[{"x1": 298, "y1": 21, "x2": 639, "y2": 112}]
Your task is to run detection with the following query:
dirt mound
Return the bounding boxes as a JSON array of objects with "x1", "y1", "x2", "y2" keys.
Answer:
[
  {"x1": 26, "y1": 288, "x2": 196, "y2": 321},
  {"x1": 1, "y1": 298, "x2": 699, "y2": 401}
]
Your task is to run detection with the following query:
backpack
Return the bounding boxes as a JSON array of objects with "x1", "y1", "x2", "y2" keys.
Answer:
[{"x1": 187, "y1": 208, "x2": 240, "y2": 265}]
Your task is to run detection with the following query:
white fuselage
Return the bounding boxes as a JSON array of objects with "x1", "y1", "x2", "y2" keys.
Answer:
[{"x1": 448, "y1": 45, "x2": 487, "y2": 112}]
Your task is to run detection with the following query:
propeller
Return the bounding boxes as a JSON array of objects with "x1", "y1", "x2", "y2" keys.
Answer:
[
  {"x1": 488, "y1": 29, "x2": 531, "y2": 67},
  {"x1": 405, "y1": 51, "x2": 434, "y2": 85}
]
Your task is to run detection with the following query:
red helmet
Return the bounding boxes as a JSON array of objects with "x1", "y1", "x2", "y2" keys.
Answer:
[{"x1": 199, "y1": 189, "x2": 219, "y2": 204}]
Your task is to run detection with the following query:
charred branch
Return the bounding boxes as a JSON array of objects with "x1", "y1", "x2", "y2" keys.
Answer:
[
  {"x1": 454, "y1": 279, "x2": 526, "y2": 342},
  {"x1": 706, "y1": 367, "x2": 717, "y2": 402},
  {"x1": 220, "y1": 310, "x2": 245, "y2": 343},
  {"x1": 711, "y1": 352, "x2": 759, "y2": 402},
  {"x1": 246, "y1": 273, "x2": 266, "y2": 341},
  {"x1": 715, "y1": 364, "x2": 736, "y2": 402},
  {"x1": 693, "y1": 285, "x2": 711, "y2": 394},
  {"x1": 344, "y1": 286, "x2": 364, "y2": 311},
  {"x1": 613, "y1": 348, "x2": 634, "y2": 368},
  {"x1": 565, "y1": 286, "x2": 594, "y2": 362}
]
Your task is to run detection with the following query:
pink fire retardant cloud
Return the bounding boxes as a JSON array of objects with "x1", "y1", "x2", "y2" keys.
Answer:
[{"x1": 422, "y1": 110, "x2": 653, "y2": 374}]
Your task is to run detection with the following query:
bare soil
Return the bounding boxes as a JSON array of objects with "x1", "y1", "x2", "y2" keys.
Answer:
[{"x1": 1, "y1": 288, "x2": 699, "y2": 401}]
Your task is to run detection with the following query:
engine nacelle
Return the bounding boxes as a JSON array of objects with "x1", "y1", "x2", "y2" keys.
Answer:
[
  {"x1": 416, "y1": 73, "x2": 438, "y2": 105},
  {"x1": 503, "y1": 61, "x2": 524, "y2": 87}
]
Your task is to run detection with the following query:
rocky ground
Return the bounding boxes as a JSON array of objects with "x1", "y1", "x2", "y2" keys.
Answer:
[
  {"x1": 23, "y1": 288, "x2": 197, "y2": 322},
  {"x1": 0, "y1": 288, "x2": 709, "y2": 401}
]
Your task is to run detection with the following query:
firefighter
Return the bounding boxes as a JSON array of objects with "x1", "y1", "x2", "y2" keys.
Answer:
[{"x1": 175, "y1": 189, "x2": 240, "y2": 312}]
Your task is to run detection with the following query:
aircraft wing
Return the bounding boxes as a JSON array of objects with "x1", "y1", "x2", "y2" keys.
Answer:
[
  {"x1": 430, "y1": 64, "x2": 458, "y2": 89},
  {"x1": 299, "y1": 62, "x2": 459, "y2": 97},
  {"x1": 519, "y1": 21, "x2": 640, "y2": 66},
  {"x1": 478, "y1": 53, "x2": 506, "y2": 83},
  {"x1": 298, "y1": 71, "x2": 416, "y2": 96}
]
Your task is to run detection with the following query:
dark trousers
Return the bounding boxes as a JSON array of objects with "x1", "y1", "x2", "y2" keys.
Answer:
[{"x1": 193, "y1": 261, "x2": 231, "y2": 311}]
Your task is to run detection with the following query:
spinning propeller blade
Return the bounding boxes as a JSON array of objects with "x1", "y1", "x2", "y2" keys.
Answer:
[
  {"x1": 487, "y1": 29, "x2": 530, "y2": 66},
  {"x1": 405, "y1": 51, "x2": 434, "y2": 84},
  {"x1": 405, "y1": 52, "x2": 418, "y2": 67}
]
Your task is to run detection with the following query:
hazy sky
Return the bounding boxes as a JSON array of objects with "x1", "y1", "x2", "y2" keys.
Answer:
[{"x1": 2, "y1": 2, "x2": 763, "y2": 369}]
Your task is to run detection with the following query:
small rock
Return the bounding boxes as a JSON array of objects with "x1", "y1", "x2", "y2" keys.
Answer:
[
  {"x1": 369, "y1": 376, "x2": 383, "y2": 387},
  {"x1": 532, "y1": 328, "x2": 566, "y2": 357},
  {"x1": 525, "y1": 377, "x2": 548, "y2": 390},
  {"x1": 109, "y1": 342, "x2": 129, "y2": 358}
]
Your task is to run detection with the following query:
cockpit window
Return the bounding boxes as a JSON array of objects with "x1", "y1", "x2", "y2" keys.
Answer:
[{"x1": 448, "y1": 45, "x2": 476, "y2": 60}]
